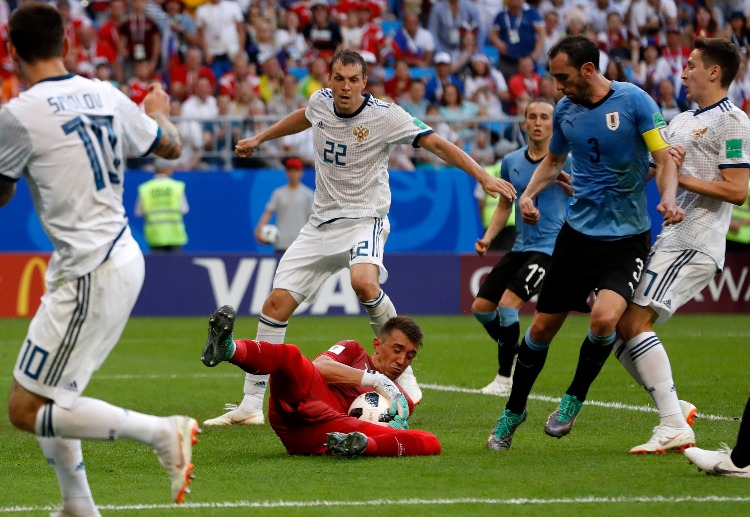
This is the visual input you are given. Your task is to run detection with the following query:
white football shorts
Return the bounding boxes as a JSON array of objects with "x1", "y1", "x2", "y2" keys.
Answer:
[
  {"x1": 14, "y1": 232, "x2": 145, "y2": 408},
  {"x1": 631, "y1": 249, "x2": 718, "y2": 324},
  {"x1": 273, "y1": 217, "x2": 390, "y2": 304}
]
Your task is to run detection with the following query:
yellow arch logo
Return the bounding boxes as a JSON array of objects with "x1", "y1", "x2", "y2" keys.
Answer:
[{"x1": 17, "y1": 257, "x2": 47, "y2": 317}]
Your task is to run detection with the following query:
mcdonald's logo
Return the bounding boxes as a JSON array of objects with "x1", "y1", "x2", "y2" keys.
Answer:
[{"x1": 17, "y1": 256, "x2": 47, "y2": 317}]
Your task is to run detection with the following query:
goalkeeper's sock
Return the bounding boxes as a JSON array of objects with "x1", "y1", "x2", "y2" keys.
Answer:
[
  {"x1": 731, "y1": 396, "x2": 750, "y2": 468},
  {"x1": 366, "y1": 430, "x2": 441, "y2": 456},
  {"x1": 566, "y1": 330, "x2": 615, "y2": 403},
  {"x1": 506, "y1": 331, "x2": 550, "y2": 415},
  {"x1": 473, "y1": 310, "x2": 502, "y2": 342},
  {"x1": 362, "y1": 290, "x2": 397, "y2": 336},
  {"x1": 37, "y1": 436, "x2": 98, "y2": 516}
]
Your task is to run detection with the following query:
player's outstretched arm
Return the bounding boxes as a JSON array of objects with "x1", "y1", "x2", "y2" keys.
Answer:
[
  {"x1": 143, "y1": 83, "x2": 182, "y2": 160},
  {"x1": 0, "y1": 177, "x2": 15, "y2": 208},
  {"x1": 476, "y1": 197, "x2": 512, "y2": 256},
  {"x1": 418, "y1": 132, "x2": 516, "y2": 201},
  {"x1": 236, "y1": 109, "x2": 312, "y2": 158}
]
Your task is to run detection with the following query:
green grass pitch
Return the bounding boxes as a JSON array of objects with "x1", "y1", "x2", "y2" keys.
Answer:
[{"x1": 1, "y1": 314, "x2": 749, "y2": 516}]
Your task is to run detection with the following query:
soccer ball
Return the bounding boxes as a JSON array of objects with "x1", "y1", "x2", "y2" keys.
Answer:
[
  {"x1": 260, "y1": 224, "x2": 279, "y2": 245},
  {"x1": 348, "y1": 392, "x2": 392, "y2": 427}
]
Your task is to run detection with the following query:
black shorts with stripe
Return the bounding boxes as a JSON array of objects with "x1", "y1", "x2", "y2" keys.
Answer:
[
  {"x1": 536, "y1": 223, "x2": 650, "y2": 314},
  {"x1": 476, "y1": 251, "x2": 552, "y2": 303}
]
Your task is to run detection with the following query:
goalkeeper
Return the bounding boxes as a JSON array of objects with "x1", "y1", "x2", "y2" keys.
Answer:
[{"x1": 200, "y1": 306, "x2": 441, "y2": 457}]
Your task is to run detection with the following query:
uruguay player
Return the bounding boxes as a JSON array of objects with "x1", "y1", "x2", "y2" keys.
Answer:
[{"x1": 487, "y1": 35, "x2": 684, "y2": 451}]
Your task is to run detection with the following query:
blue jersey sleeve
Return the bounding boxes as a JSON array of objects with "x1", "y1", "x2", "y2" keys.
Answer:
[
  {"x1": 630, "y1": 88, "x2": 669, "y2": 152},
  {"x1": 549, "y1": 103, "x2": 570, "y2": 156}
]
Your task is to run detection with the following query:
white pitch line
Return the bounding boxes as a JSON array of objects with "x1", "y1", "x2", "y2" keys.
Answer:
[{"x1": 3, "y1": 495, "x2": 750, "y2": 513}]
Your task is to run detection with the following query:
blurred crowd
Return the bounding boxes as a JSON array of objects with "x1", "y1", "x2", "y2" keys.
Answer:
[{"x1": 1, "y1": 0, "x2": 750, "y2": 170}]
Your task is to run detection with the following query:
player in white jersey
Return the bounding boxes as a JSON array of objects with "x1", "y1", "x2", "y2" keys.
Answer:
[
  {"x1": 0, "y1": 5, "x2": 198, "y2": 514},
  {"x1": 203, "y1": 49, "x2": 517, "y2": 427},
  {"x1": 613, "y1": 37, "x2": 750, "y2": 454}
]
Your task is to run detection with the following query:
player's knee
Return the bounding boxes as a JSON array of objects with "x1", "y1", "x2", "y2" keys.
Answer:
[
  {"x1": 351, "y1": 278, "x2": 380, "y2": 301},
  {"x1": 7, "y1": 393, "x2": 38, "y2": 433},
  {"x1": 472, "y1": 297, "x2": 496, "y2": 313},
  {"x1": 589, "y1": 313, "x2": 618, "y2": 336},
  {"x1": 262, "y1": 289, "x2": 297, "y2": 320}
]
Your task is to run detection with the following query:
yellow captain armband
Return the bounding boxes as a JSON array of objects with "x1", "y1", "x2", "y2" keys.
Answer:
[{"x1": 643, "y1": 127, "x2": 669, "y2": 153}]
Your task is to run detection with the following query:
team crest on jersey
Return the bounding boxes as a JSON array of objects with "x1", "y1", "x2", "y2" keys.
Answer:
[
  {"x1": 352, "y1": 125, "x2": 370, "y2": 143},
  {"x1": 692, "y1": 126, "x2": 709, "y2": 140},
  {"x1": 606, "y1": 112, "x2": 620, "y2": 131}
]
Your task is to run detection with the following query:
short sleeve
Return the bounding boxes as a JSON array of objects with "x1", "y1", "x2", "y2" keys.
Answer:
[
  {"x1": 0, "y1": 109, "x2": 34, "y2": 182},
  {"x1": 115, "y1": 88, "x2": 161, "y2": 157},
  {"x1": 549, "y1": 105, "x2": 570, "y2": 156},
  {"x1": 718, "y1": 112, "x2": 750, "y2": 169},
  {"x1": 388, "y1": 103, "x2": 434, "y2": 147},
  {"x1": 317, "y1": 340, "x2": 363, "y2": 366},
  {"x1": 631, "y1": 89, "x2": 669, "y2": 153}
]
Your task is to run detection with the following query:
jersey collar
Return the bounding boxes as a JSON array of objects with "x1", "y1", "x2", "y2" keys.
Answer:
[
  {"x1": 36, "y1": 72, "x2": 76, "y2": 84},
  {"x1": 334, "y1": 93, "x2": 371, "y2": 118},
  {"x1": 693, "y1": 97, "x2": 730, "y2": 116}
]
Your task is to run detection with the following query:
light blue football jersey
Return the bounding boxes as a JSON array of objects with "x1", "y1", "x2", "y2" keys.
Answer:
[
  {"x1": 501, "y1": 147, "x2": 571, "y2": 255},
  {"x1": 550, "y1": 81, "x2": 668, "y2": 239}
]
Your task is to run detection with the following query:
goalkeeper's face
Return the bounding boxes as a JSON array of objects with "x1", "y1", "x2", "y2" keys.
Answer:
[{"x1": 372, "y1": 330, "x2": 419, "y2": 380}]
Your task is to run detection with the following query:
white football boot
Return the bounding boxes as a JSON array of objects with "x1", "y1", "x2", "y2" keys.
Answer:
[
  {"x1": 202, "y1": 403, "x2": 264, "y2": 426},
  {"x1": 630, "y1": 424, "x2": 695, "y2": 454},
  {"x1": 480, "y1": 374, "x2": 513, "y2": 396},
  {"x1": 685, "y1": 444, "x2": 750, "y2": 478}
]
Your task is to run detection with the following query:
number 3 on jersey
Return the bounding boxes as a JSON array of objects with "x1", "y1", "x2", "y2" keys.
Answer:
[
  {"x1": 62, "y1": 114, "x2": 122, "y2": 190},
  {"x1": 323, "y1": 140, "x2": 347, "y2": 166}
]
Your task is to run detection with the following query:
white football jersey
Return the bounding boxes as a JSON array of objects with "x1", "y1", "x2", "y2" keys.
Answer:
[
  {"x1": 654, "y1": 98, "x2": 750, "y2": 269},
  {"x1": 0, "y1": 73, "x2": 160, "y2": 283},
  {"x1": 304, "y1": 89, "x2": 433, "y2": 226}
]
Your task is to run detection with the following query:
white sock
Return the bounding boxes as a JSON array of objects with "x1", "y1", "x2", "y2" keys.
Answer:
[
  {"x1": 38, "y1": 437, "x2": 99, "y2": 516},
  {"x1": 614, "y1": 338, "x2": 643, "y2": 385},
  {"x1": 623, "y1": 332, "x2": 687, "y2": 428},
  {"x1": 237, "y1": 312, "x2": 289, "y2": 413},
  {"x1": 35, "y1": 397, "x2": 165, "y2": 445},
  {"x1": 362, "y1": 290, "x2": 397, "y2": 336}
]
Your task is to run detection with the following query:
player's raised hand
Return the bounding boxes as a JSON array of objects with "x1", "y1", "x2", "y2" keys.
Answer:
[
  {"x1": 143, "y1": 82, "x2": 170, "y2": 117},
  {"x1": 482, "y1": 175, "x2": 516, "y2": 201},
  {"x1": 235, "y1": 135, "x2": 262, "y2": 158},
  {"x1": 658, "y1": 201, "x2": 685, "y2": 226},
  {"x1": 518, "y1": 195, "x2": 540, "y2": 225},
  {"x1": 475, "y1": 237, "x2": 490, "y2": 256}
]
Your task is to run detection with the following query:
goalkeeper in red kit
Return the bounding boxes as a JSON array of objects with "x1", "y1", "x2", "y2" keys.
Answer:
[{"x1": 201, "y1": 306, "x2": 441, "y2": 457}]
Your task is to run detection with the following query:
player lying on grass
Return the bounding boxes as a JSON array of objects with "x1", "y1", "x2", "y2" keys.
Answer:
[{"x1": 201, "y1": 307, "x2": 441, "y2": 457}]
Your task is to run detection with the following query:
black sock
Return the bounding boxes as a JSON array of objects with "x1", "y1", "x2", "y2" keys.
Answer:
[
  {"x1": 482, "y1": 314, "x2": 502, "y2": 342},
  {"x1": 497, "y1": 322, "x2": 520, "y2": 377},
  {"x1": 566, "y1": 336, "x2": 615, "y2": 402},
  {"x1": 731, "y1": 395, "x2": 750, "y2": 468},
  {"x1": 506, "y1": 337, "x2": 549, "y2": 415}
]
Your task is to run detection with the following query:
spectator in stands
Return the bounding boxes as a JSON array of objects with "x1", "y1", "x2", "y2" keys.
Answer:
[
  {"x1": 586, "y1": 0, "x2": 617, "y2": 35},
  {"x1": 693, "y1": 5, "x2": 719, "y2": 40},
  {"x1": 629, "y1": 0, "x2": 677, "y2": 42},
  {"x1": 229, "y1": 80, "x2": 267, "y2": 118},
  {"x1": 170, "y1": 46, "x2": 216, "y2": 102},
  {"x1": 729, "y1": 55, "x2": 750, "y2": 112},
  {"x1": 276, "y1": 9, "x2": 307, "y2": 66},
  {"x1": 468, "y1": 126, "x2": 495, "y2": 167},
  {"x1": 364, "y1": 74, "x2": 392, "y2": 102},
  {"x1": 74, "y1": 25, "x2": 117, "y2": 79},
  {"x1": 391, "y1": 11, "x2": 435, "y2": 68},
  {"x1": 249, "y1": 18, "x2": 280, "y2": 66},
  {"x1": 508, "y1": 56, "x2": 540, "y2": 114},
  {"x1": 119, "y1": 0, "x2": 161, "y2": 79},
  {"x1": 341, "y1": 7, "x2": 364, "y2": 51},
  {"x1": 675, "y1": 0, "x2": 695, "y2": 30},
  {"x1": 656, "y1": 77, "x2": 685, "y2": 123},
  {"x1": 98, "y1": 0, "x2": 125, "y2": 80},
  {"x1": 439, "y1": 82, "x2": 479, "y2": 147},
  {"x1": 398, "y1": 79, "x2": 430, "y2": 119},
  {"x1": 298, "y1": 55, "x2": 329, "y2": 98},
  {"x1": 416, "y1": 103, "x2": 462, "y2": 167},
  {"x1": 599, "y1": 11, "x2": 631, "y2": 62},
  {"x1": 127, "y1": 58, "x2": 165, "y2": 106},
  {"x1": 450, "y1": 27, "x2": 480, "y2": 77},
  {"x1": 159, "y1": 99, "x2": 204, "y2": 171},
  {"x1": 159, "y1": 0, "x2": 200, "y2": 76},
  {"x1": 463, "y1": 53, "x2": 509, "y2": 118},
  {"x1": 95, "y1": 62, "x2": 119, "y2": 89},
  {"x1": 57, "y1": 0, "x2": 91, "y2": 53},
  {"x1": 219, "y1": 52, "x2": 260, "y2": 100},
  {"x1": 489, "y1": 0, "x2": 544, "y2": 79},
  {"x1": 354, "y1": 1, "x2": 386, "y2": 63},
  {"x1": 725, "y1": 11, "x2": 750, "y2": 59},
  {"x1": 661, "y1": 24, "x2": 690, "y2": 100},
  {"x1": 539, "y1": 11, "x2": 563, "y2": 68},
  {"x1": 195, "y1": 0, "x2": 246, "y2": 81},
  {"x1": 427, "y1": 0, "x2": 484, "y2": 55},
  {"x1": 538, "y1": 74, "x2": 558, "y2": 103},
  {"x1": 303, "y1": 0, "x2": 343, "y2": 62},
  {"x1": 181, "y1": 76, "x2": 219, "y2": 163},
  {"x1": 631, "y1": 39, "x2": 671, "y2": 98},
  {"x1": 425, "y1": 51, "x2": 464, "y2": 104},
  {"x1": 384, "y1": 58, "x2": 412, "y2": 100},
  {"x1": 268, "y1": 72, "x2": 307, "y2": 117}
]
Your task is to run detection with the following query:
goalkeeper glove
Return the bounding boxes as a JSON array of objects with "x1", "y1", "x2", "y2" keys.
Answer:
[{"x1": 362, "y1": 370, "x2": 410, "y2": 422}]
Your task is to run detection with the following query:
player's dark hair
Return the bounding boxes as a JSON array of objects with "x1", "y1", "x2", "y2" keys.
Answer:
[
  {"x1": 8, "y1": 3, "x2": 65, "y2": 64},
  {"x1": 548, "y1": 35, "x2": 600, "y2": 72},
  {"x1": 694, "y1": 37, "x2": 741, "y2": 88},
  {"x1": 381, "y1": 317, "x2": 424, "y2": 349},
  {"x1": 330, "y1": 49, "x2": 367, "y2": 79}
]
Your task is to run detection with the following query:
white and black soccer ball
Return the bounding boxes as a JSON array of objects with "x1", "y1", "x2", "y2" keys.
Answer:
[
  {"x1": 348, "y1": 392, "x2": 392, "y2": 427},
  {"x1": 260, "y1": 224, "x2": 279, "y2": 245}
]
